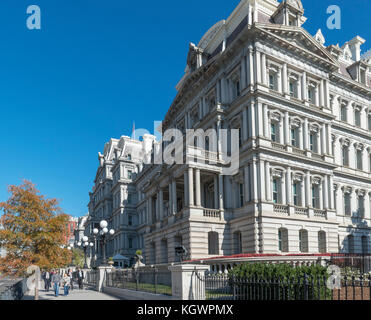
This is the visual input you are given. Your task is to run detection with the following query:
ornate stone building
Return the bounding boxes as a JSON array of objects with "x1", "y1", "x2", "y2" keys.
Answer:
[{"x1": 88, "y1": 0, "x2": 371, "y2": 264}]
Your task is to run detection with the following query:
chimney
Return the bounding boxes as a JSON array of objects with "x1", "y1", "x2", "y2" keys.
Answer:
[{"x1": 348, "y1": 36, "x2": 366, "y2": 61}]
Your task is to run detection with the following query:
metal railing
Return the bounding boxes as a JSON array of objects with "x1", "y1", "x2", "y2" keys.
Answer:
[
  {"x1": 203, "y1": 209, "x2": 221, "y2": 219},
  {"x1": 105, "y1": 268, "x2": 172, "y2": 296},
  {"x1": 195, "y1": 273, "x2": 371, "y2": 300},
  {"x1": 85, "y1": 270, "x2": 98, "y2": 287},
  {"x1": 330, "y1": 254, "x2": 371, "y2": 274}
]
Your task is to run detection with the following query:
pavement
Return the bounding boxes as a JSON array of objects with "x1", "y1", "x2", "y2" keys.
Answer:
[{"x1": 23, "y1": 285, "x2": 120, "y2": 300}]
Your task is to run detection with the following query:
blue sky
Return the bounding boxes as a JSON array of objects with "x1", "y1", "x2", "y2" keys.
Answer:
[{"x1": 0, "y1": 0, "x2": 369, "y2": 217}]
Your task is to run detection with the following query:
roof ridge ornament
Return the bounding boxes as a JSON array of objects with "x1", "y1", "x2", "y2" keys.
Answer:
[{"x1": 314, "y1": 29, "x2": 325, "y2": 47}]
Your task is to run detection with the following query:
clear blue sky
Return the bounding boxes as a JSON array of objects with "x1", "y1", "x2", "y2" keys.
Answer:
[{"x1": 0, "y1": 0, "x2": 369, "y2": 217}]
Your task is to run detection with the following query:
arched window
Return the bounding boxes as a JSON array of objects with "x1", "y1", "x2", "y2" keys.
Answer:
[
  {"x1": 233, "y1": 231, "x2": 242, "y2": 254},
  {"x1": 208, "y1": 231, "x2": 219, "y2": 255},
  {"x1": 362, "y1": 236, "x2": 369, "y2": 254},
  {"x1": 318, "y1": 231, "x2": 327, "y2": 253},
  {"x1": 348, "y1": 235, "x2": 354, "y2": 254},
  {"x1": 278, "y1": 228, "x2": 289, "y2": 253},
  {"x1": 299, "y1": 229, "x2": 309, "y2": 253}
]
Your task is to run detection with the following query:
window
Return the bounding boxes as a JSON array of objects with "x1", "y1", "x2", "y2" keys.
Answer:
[
  {"x1": 269, "y1": 74, "x2": 277, "y2": 90},
  {"x1": 344, "y1": 193, "x2": 351, "y2": 216},
  {"x1": 128, "y1": 215, "x2": 133, "y2": 226},
  {"x1": 127, "y1": 193, "x2": 133, "y2": 204},
  {"x1": 358, "y1": 196, "x2": 365, "y2": 218},
  {"x1": 310, "y1": 133, "x2": 318, "y2": 153},
  {"x1": 291, "y1": 128, "x2": 298, "y2": 147},
  {"x1": 233, "y1": 231, "x2": 242, "y2": 254},
  {"x1": 293, "y1": 183, "x2": 299, "y2": 206},
  {"x1": 208, "y1": 232, "x2": 219, "y2": 255},
  {"x1": 348, "y1": 235, "x2": 354, "y2": 254},
  {"x1": 342, "y1": 146, "x2": 349, "y2": 167},
  {"x1": 341, "y1": 105, "x2": 347, "y2": 122},
  {"x1": 234, "y1": 80, "x2": 240, "y2": 98},
  {"x1": 368, "y1": 115, "x2": 371, "y2": 131},
  {"x1": 127, "y1": 170, "x2": 133, "y2": 179},
  {"x1": 356, "y1": 150, "x2": 363, "y2": 170},
  {"x1": 299, "y1": 229, "x2": 308, "y2": 253},
  {"x1": 127, "y1": 154, "x2": 132, "y2": 160},
  {"x1": 271, "y1": 123, "x2": 277, "y2": 142},
  {"x1": 273, "y1": 179, "x2": 279, "y2": 204},
  {"x1": 289, "y1": 79, "x2": 298, "y2": 98},
  {"x1": 278, "y1": 228, "x2": 289, "y2": 252},
  {"x1": 355, "y1": 109, "x2": 361, "y2": 127},
  {"x1": 312, "y1": 185, "x2": 320, "y2": 208},
  {"x1": 128, "y1": 238, "x2": 133, "y2": 249},
  {"x1": 308, "y1": 87, "x2": 314, "y2": 104},
  {"x1": 318, "y1": 231, "x2": 327, "y2": 253}
]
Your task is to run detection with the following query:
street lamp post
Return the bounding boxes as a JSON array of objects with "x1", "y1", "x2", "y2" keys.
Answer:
[
  {"x1": 93, "y1": 220, "x2": 115, "y2": 266},
  {"x1": 77, "y1": 236, "x2": 94, "y2": 269}
]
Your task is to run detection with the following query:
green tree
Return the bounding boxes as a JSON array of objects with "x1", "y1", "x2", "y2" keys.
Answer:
[{"x1": 71, "y1": 248, "x2": 84, "y2": 268}]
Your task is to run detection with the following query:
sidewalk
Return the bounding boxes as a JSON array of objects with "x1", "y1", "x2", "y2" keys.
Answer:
[{"x1": 23, "y1": 287, "x2": 120, "y2": 300}]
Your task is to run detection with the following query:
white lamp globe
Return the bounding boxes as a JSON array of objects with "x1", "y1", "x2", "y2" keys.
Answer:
[
  {"x1": 82, "y1": 236, "x2": 89, "y2": 242},
  {"x1": 100, "y1": 220, "x2": 108, "y2": 229},
  {"x1": 77, "y1": 242, "x2": 82, "y2": 247},
  {"x1": 90, "y1": 242, "x2": 94, "y2": 247},
  {"x1": 67, "y1": 247, "x2": 71, "y2": 250},
  {"x1": 93, "y1": 228, "x2": 99, "y2": 235},
  {"x1": 102, "y1": 228, "x2": 108, "y2": 234},
  {"x1": 84, "y1": 242, "x2": 89, "y2": 247},
  {"x1": 109, "y1": 229, "x2": 115, "y2": 236}
]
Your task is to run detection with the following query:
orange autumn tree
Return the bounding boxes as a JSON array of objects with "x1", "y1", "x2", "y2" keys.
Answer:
[{"x1": 0, "y1": 180, "x2": 72, "y2": 276}]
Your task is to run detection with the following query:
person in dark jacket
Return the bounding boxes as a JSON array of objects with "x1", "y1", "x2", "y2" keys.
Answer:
[
  {"x1": 76, "y1": 268, "x2": 84, "y2": 290},
  {"x1": 42, "y1": 270, "x2": 51, "y2": 292}
]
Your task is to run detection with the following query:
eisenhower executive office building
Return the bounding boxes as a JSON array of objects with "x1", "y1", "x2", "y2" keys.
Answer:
[{"x1": 85, "y1": 0, "x2": 371, "y2": 266}]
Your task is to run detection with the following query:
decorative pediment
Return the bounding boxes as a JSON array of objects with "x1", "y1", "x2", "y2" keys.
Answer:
[
  {"x1": 314, "y1": 29, "x2": 325, "y2": 47},
  {"x1": 255, "y1": 24, "x2": 339, "y2": 70},
  {"x1": 311, "y1": 176, "x2": 322, "y2": 185}
]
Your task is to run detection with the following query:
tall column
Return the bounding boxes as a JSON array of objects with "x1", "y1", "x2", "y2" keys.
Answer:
[
  {"x1": 286, "y1": 167, "x2": 292, "y2": 205},
  {"x1": 298, "y1": 125, "x2": 303, "y2": 149},
  {"x1": 282, "y1": 63, "x2": 288, "y2": 95},
  {"x1": 349, "y1": 143, "x2": 355, "y2": 169},
  {"x1": 188, "y1": 168, "x2": 194, "y2": 206},
  {"x1": 218, "y1": 175, "x2": 224, "y2": 210},
  {"x1": 217, "y1": 119, "x2": 222, "y2": 159},
  {"x1": 277, "y1": 68, "x2": 282, "y2": 93},
  {"x1": 248, "y1": 47, "x2": 254, "y2": 86},
  {"x1": 254, "y1": 49, "x2": 261, "y2": 84},
  {"x1": 305, "y1": 171, "x2": 311, "y2": 207},
  {"x1": 244, "y1": 166, "x2": 250, "y2": 203},
  {"x1": 281, "y1": 172, "x2": 287, "y2": 205},
  {"x1": 148, "y1": 197, "x2": 153, "y2": 224},
  {"x1": 318, "y1": 182, "x2": 323, "y2": 210},
  {"x1": 155, "y1": 194, "x2": 159, "y2": 221},
  {"x1": 327, "y1": 124, "x2": 332, "y2": 156},
  {"x1": 213, "y1": 175, "x2": 219, "y2": 209},
  {"x1": 319, "y1": 80, "x2": 324, "y2": 107},
  {"x1": 302, "y1": 72, "x2": 307, "y2": 101},
  {"x1": 172, "y1": 180, "x2": 177, "y2": 214},
  {"x1": 263, "y1": 104, "x2": 269, "y2": 139},
  {"x1": 261, "y1": 53, "x2": 267, "y2": 85},
  {"x1": 184, "y1": 172, "x2": 189, "y2": 207},
  {"x1": 284, "y1": 111, "x2": 290, "y2": 145},
  {"x1": 243, "y1": 108, "x2": 248, "y2": 141},
  {"x1": 249, "y1": 100, "x2": 256, "y2": 138},
  {"x1": 297, "y1": 77, "x2": 302, "y2": 100},
  {"x1": 364, "y1": 192, "x2": 370, "y2": 220},
  {"x1": 265, "y1": 161, "x2": 271, "y2": 201},
  {"x1": 169, "y1": 182, "x2": 173, "y2": 216},
  {"x1": 279, "y1": 119, "x2": 284, "y2": 145},
  {"x1": 195, "y1": 169, "x2": 201, "y2": 207},
  {"x1": 300, "y1": 180, "x2": 305, "y2": 207},
  {"x1": 329, "y1": 175, "x2": 334, "y2": 210},
  {"x1": 259, "y1": 160, "x2": 266, "y2": 201},
  {"x1": 256, "y1": 101, "x2": 264, "y2": 137},
  {"x1": 323, "y1": 176, "x2": 329, "y2": 210},
  {"x1": 159, "y1": 189, "x2": 164, "y2": 219},
  {"x1": 251, "y1": 160, "x2": 258, "y2": 201},
  {"x1": 350, "y1": 188, "x2": 356, "y2": 216},
  {"x1": 303, "y1": 118, "x2": 309, "y2": 150},
  {"x1": 321, "y1": 126, "x2": 326, "y2": 155},
  {"x1": 324, "y1": 79, "x2": 330, "y2": 108}
]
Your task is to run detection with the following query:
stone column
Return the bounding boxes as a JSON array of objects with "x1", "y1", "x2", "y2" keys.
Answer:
[
  {"x1": 327, "y1": 124, "x2": 332, "y2": 156},
  {"x1": 168, "y1": 265, "x2": 210, "y2": 300},
  {"x1": 169, "y1": 182, "x2": 173, "y2": 216},
  {"x1": 297, "y1": 77, "x2": 302, "y2": 100},
  {"x1": 159, "y1": 189, "x2": 164, "y2": 219},
  {"x1": 323, "y1": 176, "x2": 329, "y2": 210},
  {"x1": 188, "y1": 168, "x2": 194, "y2": 206},
  {"x1": 184, "y1": 171, "x2": 189, "y2": 207},
  {"x1": 241, "y1": 55, "x2": 247, "y2": 90},
  {"x1": 321, "y1": 126, "x2": 326, "y2": 155},
  {"x1": 261, "y1": 52, "x2": 267, "y2": 85},
  {"x1": 172, "y1": 180, "x2": 177, "y2": 214},
  {"x1": 259, "y1": 160, "x2": 266, "y2": 201},
  {"x1": 282, "y1": 63, "x2": 288, "y2": 95},
  {"x1": 300, "y1": 179, "x2": 305, "y2": 207},
  {"x1": 248, "y1": 47, "x2": 254, "y2": 86},
  {"x1": 148, "y1": 197, "x2": 153, "y2": 224},
  {"x1": 244, "y1": 166, "x2": 250, "y2": 203},
  {"x1": 256, "y1": 101, "x2": 264, "y2": 137},
  {"x1": 281, "y1": 172, "x2": 287, "y2": 205},
  {"x1": 349, "y1": 143, "x2": 355, "y2": 169},
  {"x1": 214, "y1": 175, "x2": 219, "y2": 209},
  {"x1": 263, "y1": 104, "x2": 269, "y2": 139},
  {"x1": 279, "y1": 119, "x2": 285, "y2": 145},
  {"x1": 302, "y1": 72, "x2": 307, "y2": 101},
  {"x1": 305, "y1": 172, "x2": 311, "y2": 207},
  {"x1": 318, "y1": 182, "x2": 323, "y2": 210},
  {"x1": 265, "y1": 161, "x2": 271, "y2": 201},
  {"x1": 298, "y1": 125, "x2": 303, "y2": 149},
  {"x1": 303, "y1": 118, "x2": 309, "y2": 150},
  {"x1": 254, "y1": 49, "x2": 261, "y2": 84},
  {"x1": 249, "y1": 100, "x2": 256, "y2": 138},
  {"x1": 329, "y1": 175, "x2": 334, "y2": 210},
  {"x1": 277, "y1": 68, "x2": 282, "y2": 93},
  {"x1": 243, "y1": 108, "x2": 248, "y2": 141},
  {"x1": 319, "y1": 80, "x2": 324, "y2": 107},
  {"x1": 218, "y1": 174, "x2": 224, "y2": 210},
  {"x1": 284, "y1": 111, "x2": 290, "y2": 145},
  {"x1": 364, "y1": 192, "x2": 371, "y2": 220},
  {"x1": 286, "y1": 167, "x2": 292, "y2": 205},
  {"x1": 251, "y1": 160, "x2": 258, "y2": 202},
  {"x1": 195, "y1": 169, "x2": 201, "y2": 207}
]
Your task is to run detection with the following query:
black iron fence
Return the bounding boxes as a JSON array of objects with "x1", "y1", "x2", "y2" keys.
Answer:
[
  {"x1": 0, "y1": 278, "x2": 28, "y2": 300},
  {"x1": 195, "y1": 273, "x2": 371, "y2": 301},
  {"x1": 330, "y1": 254, "x2": 371, "y2": 274},
  {"x1": 105, "y1": 268, "x2": 172, "y2": 296},
  {"x1": 85, "y1": 270, "x2": 98, "y2": 287}
]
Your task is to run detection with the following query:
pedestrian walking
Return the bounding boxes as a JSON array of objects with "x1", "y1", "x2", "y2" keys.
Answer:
[
  {"x1": 63, "y1": 273, "x2": 70, "y2": 296},
  {"x1": 76, "y1": 268, "x2": 84, "y2": 290},
  {"x1": 67, "y1": 269, "x2": 74, "y2": 291},
  {"x1": 43, "y1": 270, "x2": 51, "y2": 292},
  {"x1": 51, "y1": 270, "x2": 62, "y2": 297}
]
